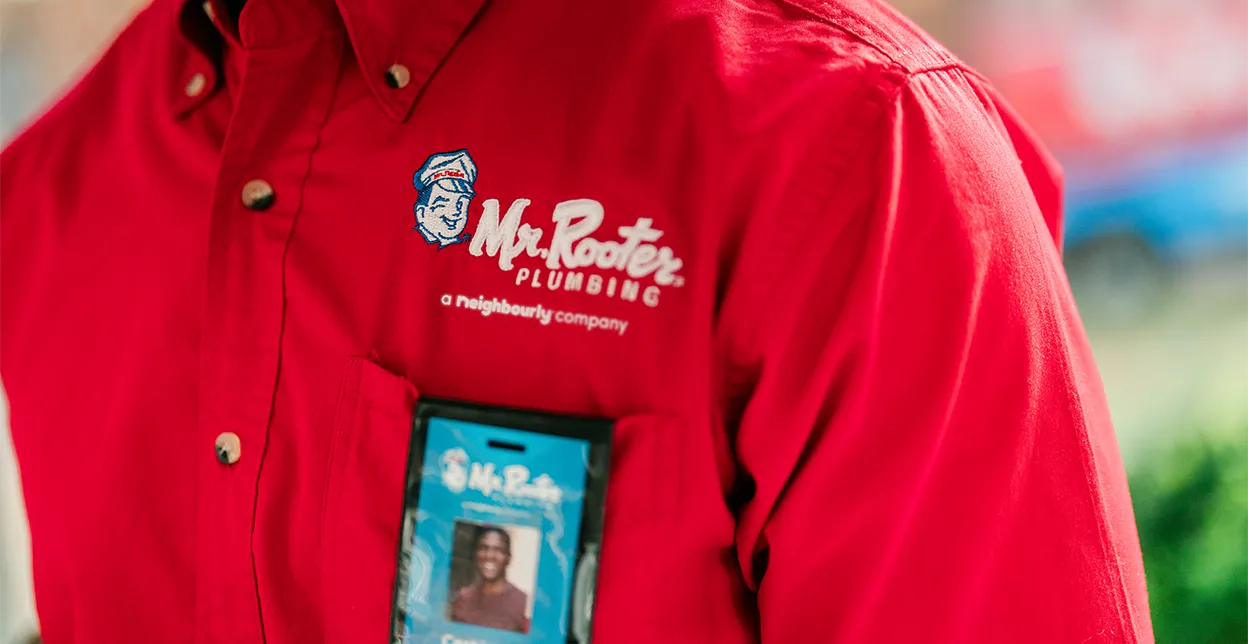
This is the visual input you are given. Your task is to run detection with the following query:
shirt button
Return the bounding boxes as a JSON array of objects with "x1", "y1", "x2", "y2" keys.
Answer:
[
  {"x1": 241, "y1": 179, "x2": 276, "y2": 211},
  {"x1": 185, "y1": 72, "x2": 207, "y2": 98},
  {"x1": 384, "y1": 64, "x2": 411, "y2": 89},
  {"x1": 214, "y1": 432, "x2": 241, "y2": 465}
]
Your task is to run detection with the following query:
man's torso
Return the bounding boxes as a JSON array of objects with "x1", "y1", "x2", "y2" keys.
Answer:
[{"x1": 0, "y1": 0, "x2": 961, "y2": 641}]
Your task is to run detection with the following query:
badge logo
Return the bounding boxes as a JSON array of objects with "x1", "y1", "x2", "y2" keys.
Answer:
[
  {"x1": 439, "y1": 447, "x2": 469, "y2": 493},
  {"x1": 436, "y1": 448, "x2": 563, "y2": 505},
  {"x1": 413, "y1": 150, "x2": 477, "y2": 248}
]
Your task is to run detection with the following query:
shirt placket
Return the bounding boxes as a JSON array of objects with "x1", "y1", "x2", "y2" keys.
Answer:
[{"x1": 193, "y1": 23, "x2": 344, "y2": 644}]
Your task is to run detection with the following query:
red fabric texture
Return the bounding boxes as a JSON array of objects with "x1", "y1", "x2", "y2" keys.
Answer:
[{"x1": 0, "y1": 0, "x2": 1151, "y2": 641}]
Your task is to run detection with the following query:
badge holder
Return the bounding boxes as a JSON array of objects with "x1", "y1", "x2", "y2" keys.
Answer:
[{"x1": 390, "y1": 399, "x2": 612, "y2": 644}]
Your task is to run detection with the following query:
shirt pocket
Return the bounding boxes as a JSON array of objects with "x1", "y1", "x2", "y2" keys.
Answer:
[
  {"x1": 593, "y1": 414, "x2": 690, "y2": 634},
  {"x1": 321, "y1": 357, "x2": 418, "y2": 644},
  {"x1": 319, "y1": 361, "x2": 688, "y2": 643}
]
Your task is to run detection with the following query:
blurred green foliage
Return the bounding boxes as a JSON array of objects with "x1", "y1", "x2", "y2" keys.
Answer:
[{"x1": 1130, "y1": 427, "x2": 1247, "y2": 643}]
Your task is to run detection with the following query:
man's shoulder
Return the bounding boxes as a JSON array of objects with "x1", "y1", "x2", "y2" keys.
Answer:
[
  {"x1": 1, "y1": 2, "x2": 176, "y2": 177},
  {"x1": 766, "y1": 0, "x2": 957, "y2": 73},
  {"x1": 667, "y1": 0, "x2": 958, "y2": 77},
  {"x1": 628, "y1": 0, "x2": 964, "y2": 133}
]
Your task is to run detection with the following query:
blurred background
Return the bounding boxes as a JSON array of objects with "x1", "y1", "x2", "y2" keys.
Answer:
[{"x1": 0, "y1": 0, "x2": 1245, "y2": 642}]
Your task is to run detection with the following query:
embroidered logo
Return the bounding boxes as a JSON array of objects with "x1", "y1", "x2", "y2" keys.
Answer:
[
  {"x1": 413, "y1": 149, "x2": 686, "y2": 309},
  {"x1": 413, "y1": 150, "x2": 477, "y2": 248}
]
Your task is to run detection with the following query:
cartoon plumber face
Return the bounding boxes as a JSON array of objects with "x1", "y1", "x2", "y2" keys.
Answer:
[{"x1": 413, "y1": 150, "x2": 478, "y2": 248}]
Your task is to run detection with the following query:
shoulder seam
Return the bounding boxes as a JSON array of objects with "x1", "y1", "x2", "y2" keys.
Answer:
[
  {"x1": 729, "y1": 72, "x2": 906, "y2": 370},
  {"x1": 774, "y1": 0, "x2": 961, "y2": 75}
]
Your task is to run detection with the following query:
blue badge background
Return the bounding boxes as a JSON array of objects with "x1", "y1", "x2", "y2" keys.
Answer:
[{"x1": 399, "y1": 417, "x2": 590, "y2": 644}]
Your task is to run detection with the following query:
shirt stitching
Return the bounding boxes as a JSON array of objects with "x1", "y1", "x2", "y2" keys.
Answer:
[{"x1": 774, "y1": 0, "x2": 958, "y2": 75}]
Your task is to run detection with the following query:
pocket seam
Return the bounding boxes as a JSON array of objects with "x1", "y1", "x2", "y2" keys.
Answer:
[
  {"x1": 320, "y1": 359, "x2": 418, "y2": 644},
  {"x1": 320, "y1": 358, "x2": 363, "y2": 535}
]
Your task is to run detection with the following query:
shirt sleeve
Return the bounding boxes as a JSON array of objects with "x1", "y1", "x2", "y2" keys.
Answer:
[{"x1": 725, "y1": 67, "x2": 1153, "y2": 642}]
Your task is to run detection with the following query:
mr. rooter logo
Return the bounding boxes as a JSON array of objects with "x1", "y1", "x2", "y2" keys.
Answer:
[
  {"x1": 413, "y1": 150, "x2": 686, "y2": 308},
  {"x1": 438, "y1": 447, "x2": 563, "y2": 505}
]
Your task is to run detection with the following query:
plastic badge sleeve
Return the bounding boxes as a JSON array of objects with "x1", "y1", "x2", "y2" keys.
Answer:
[{"x1": 391, "y1": 399, "x2": 612, "y2": 644}]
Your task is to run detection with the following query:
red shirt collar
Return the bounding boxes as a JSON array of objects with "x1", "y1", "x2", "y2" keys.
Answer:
[{"x1": 174, "y1": 0, "x2": 487, "y2": 122}]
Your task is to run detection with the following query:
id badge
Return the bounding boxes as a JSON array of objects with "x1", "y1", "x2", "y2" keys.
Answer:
[{"x1": 390, "y1": 399, "x2": 612, "y2": 644}]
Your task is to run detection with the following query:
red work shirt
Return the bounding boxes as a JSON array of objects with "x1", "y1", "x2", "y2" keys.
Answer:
[{"x1": 0, "y1": 0, "x2": 1152, "y2": 642}]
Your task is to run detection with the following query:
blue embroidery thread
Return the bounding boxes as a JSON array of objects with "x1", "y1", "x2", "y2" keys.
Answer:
[{"x1": 413, "y1": 149, "x2": 477, "y2": 249}]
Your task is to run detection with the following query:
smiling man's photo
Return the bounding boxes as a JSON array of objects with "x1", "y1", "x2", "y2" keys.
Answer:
[{"x1": 448, "y1": 524, "x2": 532, "y2": 634}]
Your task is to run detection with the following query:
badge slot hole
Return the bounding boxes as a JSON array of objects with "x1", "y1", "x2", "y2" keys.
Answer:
[{"x1": 487, "y1": 439, "x2": 527, "y2": 453}]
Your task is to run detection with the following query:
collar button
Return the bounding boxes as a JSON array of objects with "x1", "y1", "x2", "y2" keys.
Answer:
[
  {"x1": 185, "y1": 72, "x2": 208, "y2": 98},
  {"x1": 384, "y1": 64, "x2": 411, "y2": 89}
]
